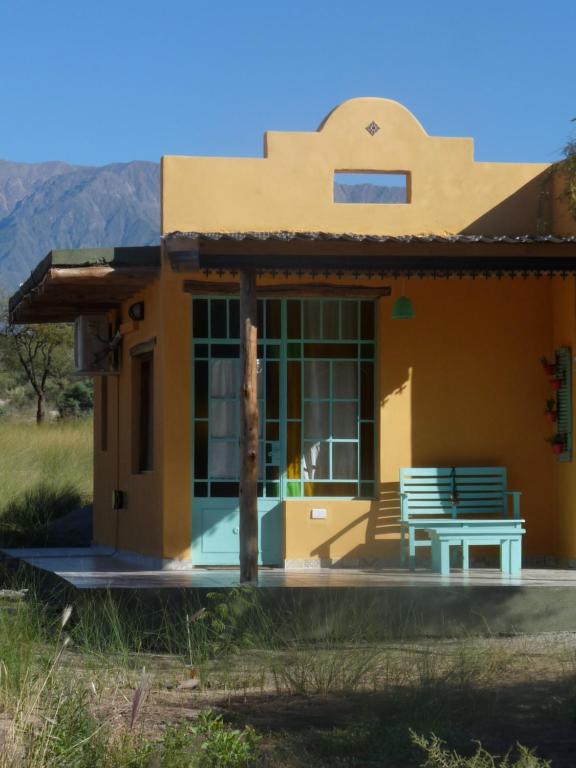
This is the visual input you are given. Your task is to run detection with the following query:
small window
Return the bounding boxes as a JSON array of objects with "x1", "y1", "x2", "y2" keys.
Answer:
[
  {"x1": 334, "y1": 172, "x2": 409, "y2": 204},
  {"x1": 132, "y1": 351, "x2": 154, "y2": 473}
]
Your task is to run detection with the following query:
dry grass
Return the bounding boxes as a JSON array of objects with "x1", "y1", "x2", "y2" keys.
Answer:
[{"x1": 0, "y1": 419, "x2": 92, "y2": 528}]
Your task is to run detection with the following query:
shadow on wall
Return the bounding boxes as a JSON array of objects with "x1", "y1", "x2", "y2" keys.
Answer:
[
  {"x1": 308, "y1": 272, "x2": 555, "y2": 565},
  {"x1": 309, "y1": 483, "x2": 402, "y2": 565},
  {"x1": 459, "y1": 171, "x2": 551, "y2": 236}
]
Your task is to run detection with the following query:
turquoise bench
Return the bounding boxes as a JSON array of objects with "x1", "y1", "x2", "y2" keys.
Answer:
[{"x1": 399, "y1": 467, "x2": 524, "y2": 575}]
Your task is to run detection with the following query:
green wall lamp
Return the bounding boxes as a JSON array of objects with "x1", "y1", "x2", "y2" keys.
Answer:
[{"x1": 391, "y1": 294, "x2": 415, "y2": 320}]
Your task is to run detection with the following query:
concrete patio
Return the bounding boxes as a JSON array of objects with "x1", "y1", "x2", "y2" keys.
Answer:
[{"x1": 2, "y1": 546, "x2": 576, "y2": 590}]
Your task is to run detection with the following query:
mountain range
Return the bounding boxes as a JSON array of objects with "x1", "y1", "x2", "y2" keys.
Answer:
[
  {"x1": 0, "y1": 159, "x2": 402, "y2": 292},
  {"x1": 0, "y1": 160, "x2": 160, "y2": 292}
]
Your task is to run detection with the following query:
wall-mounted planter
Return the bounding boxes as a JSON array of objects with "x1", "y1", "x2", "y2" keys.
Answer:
[{"x1": 551, "y1": 378, "x2": 562, "y2": 392}]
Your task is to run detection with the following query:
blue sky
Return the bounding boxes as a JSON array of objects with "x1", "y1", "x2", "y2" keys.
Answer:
[{"x1": 1, "y1": 0, "x2": 574, "y2": 166}]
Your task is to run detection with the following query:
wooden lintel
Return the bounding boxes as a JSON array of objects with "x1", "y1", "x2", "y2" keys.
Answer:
[{"x1": 183, "y1": 280, "x2": 391, "y2": 297}]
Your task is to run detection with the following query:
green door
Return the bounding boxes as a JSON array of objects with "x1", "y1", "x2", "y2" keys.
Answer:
[
  {"x1": 191, "y1": 298, "x2": 376, "y2": 566},
  {"x1": 192, "y1": 298, "x2": 283, "y2": 566}
]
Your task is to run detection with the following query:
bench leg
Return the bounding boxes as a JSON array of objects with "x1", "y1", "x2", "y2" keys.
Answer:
[
  {"x1": 400, "y1": 528, "x2": 406, "y2": 567},
  {"x1": 408, "y1": 530, "x2": 416, "y2": 572},
  {"x1": 462, "y1": 541, "x2": 469, "y2": 571},
  {"x1": 510, "y1": 538, "x2": 522, "y2": 576},
  {"x1": 500, "y1": 540, "x2": 511, "y2": 575},
  {"x1": 440, "y1": 541, "x2": 450, "y2": 576},
  {"x1": 432, "y1": 539, "x2": 450, "y2": 576}
]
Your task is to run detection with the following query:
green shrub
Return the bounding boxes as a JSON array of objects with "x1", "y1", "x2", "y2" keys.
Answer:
[
  {"x1": 57, "y1": 381, "x2": 93, "y2": 419},
  {"x1": 192, "y1": 711, "x2": 261, "y2": 768},
  {"x1": 412, "y1": 732, "x2": 551, "y2": 768}
]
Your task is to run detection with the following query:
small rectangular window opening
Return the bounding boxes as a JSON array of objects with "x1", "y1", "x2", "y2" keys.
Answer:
[
  {"x1": 334, "y1": 171, "x2": 409, "y2": 204},
  {"x1": 132, "y1": 351, "x2": 154, "y2": 473}
]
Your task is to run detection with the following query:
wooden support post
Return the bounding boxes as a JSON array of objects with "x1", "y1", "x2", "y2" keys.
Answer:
[{"x1": 239, "y1": 269, "x2": 259, "y2": 583}]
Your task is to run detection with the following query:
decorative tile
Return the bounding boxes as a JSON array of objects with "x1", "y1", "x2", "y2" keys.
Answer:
[{"x1": 365, "y1": 121, "x2": 380, "y2": 136}]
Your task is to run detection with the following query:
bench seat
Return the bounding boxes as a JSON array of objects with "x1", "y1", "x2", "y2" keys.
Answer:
[{"x1": 400, "y1": 467, "x2": 524, "y2": 574}]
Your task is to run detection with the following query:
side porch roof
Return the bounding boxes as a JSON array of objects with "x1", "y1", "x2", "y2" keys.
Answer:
[{"x1": 9, "y1": 246, "x2": 160, "y2": 323}]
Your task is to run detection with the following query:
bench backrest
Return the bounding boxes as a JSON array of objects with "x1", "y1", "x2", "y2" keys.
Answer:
[{"x1": 399, "y1": 467, "x2": 508, "y2": 521}]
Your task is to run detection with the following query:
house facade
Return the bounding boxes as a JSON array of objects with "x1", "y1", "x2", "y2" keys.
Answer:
[{"x1": 10, "y1": 97, "x2": 576, "y2": 568}]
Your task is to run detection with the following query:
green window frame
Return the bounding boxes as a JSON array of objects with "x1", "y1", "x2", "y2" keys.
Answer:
[{"x1": 192, "y1": 297, "x2": 376, "y2": 500}]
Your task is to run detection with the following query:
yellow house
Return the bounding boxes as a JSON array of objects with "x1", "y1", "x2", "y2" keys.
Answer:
[{"x1": 9, "y1": 97, "x2": 576, "y2": 570}]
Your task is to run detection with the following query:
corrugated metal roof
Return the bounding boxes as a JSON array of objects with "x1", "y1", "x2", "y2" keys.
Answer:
[{"x1": 165, "y1": 231, "x2": 576, "y2": 244}]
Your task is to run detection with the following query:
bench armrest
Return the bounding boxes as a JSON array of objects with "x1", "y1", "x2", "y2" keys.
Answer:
[{"x1": 504, "y1": 491, "x2": 522, "y2": 519}]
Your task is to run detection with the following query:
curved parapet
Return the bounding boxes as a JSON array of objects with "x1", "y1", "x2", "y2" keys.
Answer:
[{"x1": 163, "y1": 97, "x2": 551, "y2": 236}]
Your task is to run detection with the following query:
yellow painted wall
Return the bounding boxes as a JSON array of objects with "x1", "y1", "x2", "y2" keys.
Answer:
[
  {"x1": 284, "y1": 277, "x2": 556, "y2": 563},
  {"x1": 553, "y1": 277, "x2": 576, "y2": 562},
  {"x1": 162, "y1": 98, "x2": 549, "y2": 237},
  {"x1": 93, "y1": 98, "x2": 576, "y2": 564}
]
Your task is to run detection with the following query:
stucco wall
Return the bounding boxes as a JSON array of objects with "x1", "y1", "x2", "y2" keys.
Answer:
[
  {"x1": 284, "y1": 277, "x2": 556, "y2": 563},
  {"x1": 162, "y1": 98, "x2": 549, "y2": 237},
  {"x1": 94, "y1": 97, "x2": 576, "y2": 564}
]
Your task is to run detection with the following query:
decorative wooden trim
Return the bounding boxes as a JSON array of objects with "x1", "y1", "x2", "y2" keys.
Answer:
[{"x1": 183, "y1": 280, "x2": 391, "y2": 297}]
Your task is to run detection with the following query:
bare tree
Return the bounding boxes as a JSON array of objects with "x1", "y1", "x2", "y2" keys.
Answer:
[{"x1": 0, "y1": 322, "x2": 73, "y2": 423}]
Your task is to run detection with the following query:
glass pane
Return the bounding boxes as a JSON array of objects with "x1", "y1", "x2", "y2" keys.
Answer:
[
  {"x1": 361, "y1": 301, "x2": 375, "y2": 340},
  {"x1": 287, "y1": 362, "x2": 301, "y2": 419},
  {"x1": 287, "y1": 300, "x2": 301, "y2": 338},
  {"x1": 266, "y1": 421, "x2": 279, "y2": 440},
  {"x1": 303, "y1": 441, "x2": 329, "y2": 480},
  {"x1": 266, "y1": 344, "x2": 280, "y2": 359},
  {"x1": 360, "y1": 423, "x2": 374, "y2": 481},
  {"x1": 194, "y1": 343, "x2": 208, "y2": 358},
  {"x1": 266, "y1": 482, "x2": 280, "y2": 497},
  {"x1": 333, "y1": 402, "x2": 357, "y2": 438},
  {"x1": 287, "y1": 342, "x2": 301, "y2": 358},
  {"x1": 210, "y1": 441, "x2": 238, "y2": 479},
  {"x1": 266, "y1": 300, "x2": 281, "y2": 339},
  {"x1": 361, "y1": 343, "x2": 374, "y2": 359},
  {"x1": 304, "y1": 402, "x2": 330, "y2": 438},
  {"x1": 211, "y1": 401, "x2": 236, "y2": 438},
  {"x1": 323, "y1": 301, "x2": 339, "y2": 339},
  {"x1": 211, "y1": 482, "x2": 239, "y2": 497},
  {"x1": 333, "y1": 361, "x2": 357, "y2": 399},
  {"x1": 304, "y1": 360, "x2": 329, "y2": 398},
  {"x1": 341, "y1": 301, "x2": 358, "y2": 339},
  {"x1": 304, "y1": 343, "x2": 357, "y2": 358},
  {"x1": 266, "y1": 465, "x2": 280, "y2": 480},
  {"x1": 266, "y1": 361, "x2": 279, "y2": 419},
  {"x1": 257, "y1": 359, "x2": 264, "y2": 398},
  {"x1": 194, "y1": 421, "x2": 208, "y2": 478},
  {"x1": 287, "y1": 423, "x2": 301, "y2": 479},
  {"x1": 228, "y1": 300, "x2": 239, "y2": 338},
  {"x1": 257, "y1": 300, "x2": 264, "y2": 334},
  {"x1": 360, "y1": 362, "x2": 374, "y2": 420},
  {"x1": 211, "y1": 299, "x2": 227, "y2": 338},
  {"x1": 333, "y1": 443, "x2": 357, "y2": 479},
  {"x1": 212, "y1": 344, "x2": 239, "y2": 358},
  {"x1": 286, "y1": 481, "x2": 300, "y2": 497},
  {"x1": 303, "y1": 301, "x2": 321, "y2": 338},
  {"x1": 210, "y1": 360, "x2": 237, "y2": 397},
  {"x1": 193, "y1": 299, "x2": 208, "y2": 338},
  {"x1": 194, "y1": 361, "x2": 208, "y2": 419}
]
